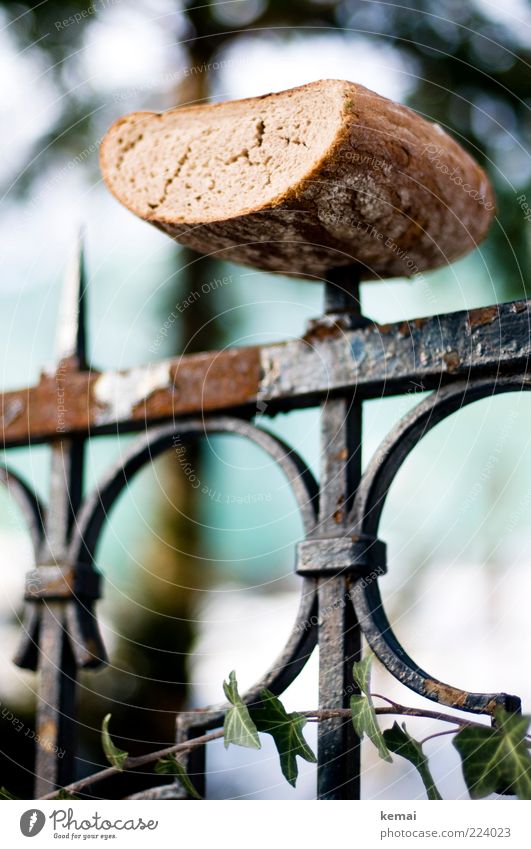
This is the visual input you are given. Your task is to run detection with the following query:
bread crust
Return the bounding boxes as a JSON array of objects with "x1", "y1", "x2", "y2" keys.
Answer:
[{"x1": 100, "y1": 80, "x2": 495, "y2": 280}]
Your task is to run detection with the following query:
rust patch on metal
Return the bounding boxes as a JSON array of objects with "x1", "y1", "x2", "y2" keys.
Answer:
[
  {"x1": 303, "y1": 320, "x2": 345, "y2": 344},
  {"x1": 395, "y1": 317, "x2": 428, "y2": 337},
  {"x1": 443, "y1": 350, "x2": 461, "y2": 373},
  {"x1": 303, "y1": 313, "x2": 371, "y2": 343},
  {"x1": 168, "y1": 346, "x2": 261, "y2": 416},
  {"x1": 333, "y1": 495, "x2": 345, "y2": 524},
  {"x1": 424, "y1": 679, "x2": 468, "y2": 707},
  {"x1": 37, "y1": 719, "x2": 58, "y2": 753},
  {"x1": 469, "y1": 305, "x2": 499, "y2": 329},
  {"x1": 0, "y1": 346, "x2": 262, "y2": 445}
]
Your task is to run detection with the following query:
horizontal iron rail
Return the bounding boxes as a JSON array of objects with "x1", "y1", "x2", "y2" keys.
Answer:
[{"x1": 1, "y1": 298, "x2": 530, "y2": 447}]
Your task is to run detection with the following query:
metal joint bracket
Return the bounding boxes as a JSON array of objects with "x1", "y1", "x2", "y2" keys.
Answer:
[
  {"x1": 24, "y1": 563, "x2": 101, "y2": 601},
  {"x1": 296, "y1": 535, "x2": 387, "y2": 577}
]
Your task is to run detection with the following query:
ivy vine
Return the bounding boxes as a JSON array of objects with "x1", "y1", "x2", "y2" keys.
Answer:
[{"x1": 3, "y1": 656, "x2": 530, "y2": 801}]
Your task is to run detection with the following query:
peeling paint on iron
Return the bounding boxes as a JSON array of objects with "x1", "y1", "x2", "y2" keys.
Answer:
[
  {"x1": 0, "y1": 398, "x2": 23, "y2": 428},
  {"x1": 93, "y1": 362, "x2": 173, "y2": 424},
  {"x1": 258, "y1": 348, "x2": 283, "y2": 399}
]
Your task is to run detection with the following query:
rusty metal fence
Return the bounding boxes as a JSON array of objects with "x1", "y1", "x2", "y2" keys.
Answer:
[{"x1": 1, "y1": 244, "x2": 526, "y2": 799}]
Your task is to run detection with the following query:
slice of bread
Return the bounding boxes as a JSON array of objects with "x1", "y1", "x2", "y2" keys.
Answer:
[{"x1": 100, "y1": 79, "x2": 494, "y2": 280}]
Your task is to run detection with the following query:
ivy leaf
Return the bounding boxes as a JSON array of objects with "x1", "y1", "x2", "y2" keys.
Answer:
[
  {"x1": 384, "y1": 722, "x2": 442, "y2": 800},
  {"x1": 101, "y1": 714, "x2": 129, "y2": 771},
  {"x1": 0, "y1": 787, "x2": 18, "y2": 800},
  {"x1": 351, "y1": 695, "x2": 392, "y2": 762},
  {"x1": 453, "y1": 709, "x2": 531, "y2": 799},
  {"x1": 56, "y1": 789, "x2": 79, "y2": 800},
  {"x1": 352, "y1": 655, "x2": 372, "y2": 696},
  {"x1": 251, "y1": 689, "x2": 316, "y2": 787},
  {"x1": 155, "y1": 755, "x2": 202, "y2": 800},
  {"x1": 350, "y1": 655, "x2": 391, "y2": 762},
  {"x1": 223, "y1": 671, "x2": 261, "y2": 750}
]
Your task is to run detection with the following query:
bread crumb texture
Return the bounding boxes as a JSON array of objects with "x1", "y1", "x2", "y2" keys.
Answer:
[{"x1": 100, "y1": 80, "x2": 495, "y2": 279}]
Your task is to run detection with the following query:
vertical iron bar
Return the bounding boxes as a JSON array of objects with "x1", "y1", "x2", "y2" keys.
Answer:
[
  {"x1": 317, "y1": 267, "x2": 363, "y2": 800},
  {"x1": 34, "y1": 236, "x2": 88, "y2": 796},
  {"x1": 35, "y1": 603, "x2": 77, "y2": 795},
  {"x1": 323, "y1": 265, "x2": 362, "y2": 314},
  {"x1": 35, "y1": 441, "x2": 84, "y2": 796}
]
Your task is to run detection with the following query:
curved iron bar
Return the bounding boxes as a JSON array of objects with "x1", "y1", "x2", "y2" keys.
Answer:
[
  {"x1": 348, "y1": 376, "x2": 527, "y2": 716},
  {"x1": 0, "y1": 465, "x2": 45, "y2": 557},
  {"x1": 0, "y1": 466, "x2": 47, "y2": 670},
  {"x1": 70, "y1": 416, "x2": 319, "y2": 563},
  {"x1": 69, "y1": 417, "x2": 320, "y2": 723}
]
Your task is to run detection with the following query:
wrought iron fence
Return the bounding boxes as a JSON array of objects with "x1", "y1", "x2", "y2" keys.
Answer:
[{"x1": 1, "y1": 241, "x2": 526, "y2": 799}]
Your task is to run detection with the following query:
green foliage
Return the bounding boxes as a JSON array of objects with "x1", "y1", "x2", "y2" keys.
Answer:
[
  {"x1": 222, "y1": 674, "x2": 315, "y2": 787},
  {"x1": 101, "y1": 714, "x2": 129, "y2": 771},
  {"x1": 81, "y1": 685, "x2": 531, "y2": 802},
  {"x1": 155, "y1": 755, "x2": 202, "y2": 800},
  {"x1": 453, "y1": 709, "x2": 531, "y2": 800},
  {"x1": 350, "y1": 695, "x2": 392, "y2": 763},
  {"x1": 350, "y1": 656, "x2": 392, "y2": 762},
  {"x1": 352, "y1": 655, "x2": 373, "y2": 696},
  {"x1": 0, "y1": 787, "x2": 18, "y2": 800},
  {"x1": 384, "y1": 722, "x2": 442, "y2": 800},
  {"x1": 251, "y1": 689, "x2": 316, "y2": 787},
  {"x1": 223, "y1": 671, "x2": 261, "y2": 750}
]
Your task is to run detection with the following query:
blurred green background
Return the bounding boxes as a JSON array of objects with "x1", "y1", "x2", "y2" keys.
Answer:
[{"x1": 0, "y1": 0, "x2": 530, "y2": 799}]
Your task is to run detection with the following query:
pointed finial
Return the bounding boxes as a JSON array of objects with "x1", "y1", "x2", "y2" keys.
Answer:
[{"x1": 54, "y1": 228, "x2": 87, "y2": 369}]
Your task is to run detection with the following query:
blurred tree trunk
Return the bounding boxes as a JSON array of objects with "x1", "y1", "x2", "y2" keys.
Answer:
[{"x1": 76, "y1": 59, "x2": 229, "y2": 799}]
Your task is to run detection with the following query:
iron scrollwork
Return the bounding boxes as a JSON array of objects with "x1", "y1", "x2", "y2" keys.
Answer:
[{"x1": 0, "y1": 247, "x2": 528, "y2": 799}]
